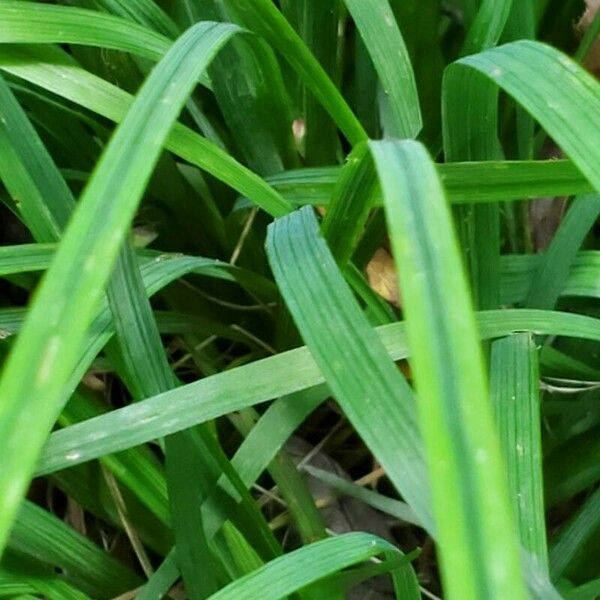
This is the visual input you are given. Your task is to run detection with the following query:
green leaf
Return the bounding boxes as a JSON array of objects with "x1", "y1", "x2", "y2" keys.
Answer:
[
  {"x1": 524, "y1": 195, "x2": 600, "y2": 309},
  {"x1": 0, "y1": 45, "x2": 293, "y2": 217},
  {"x1": 449, "y1": 41, "x2": 600, "y2": 196},
  {"x1": 0, "y1": 2, "x2": 173, "y2": 64},
  {"x1": 265, "y1": 159, "x2": 591, "y2": 208},
  {"x1": 372, "y1": 139, "x2": 525, "y2": 598},
  {"x1": 10, "y1": 501, "x2": 140, "y2": 597},
  {"x1": 266, "y1": 207, "x2": 432, "y2": 531},
  {"x1": 302, "y1": 465, "x2": 419, "y2": 526},
  {"x1": 0, "y1": 20, "x2": 240, "y2": 554},
  {"x1": 344, "y1": 0, "x2": 421, "y2": 138},
  {"x1": 462, "y1": 0, "x2": 514, "y2": 55},
  {"x1": 490, "y1": 334, "x2": 548, "y2": 570},
  {"x1": 135, "y1": 548, "x2": 179, "y2": 600},
  {"x1": 206, "y1": 533, "x2": 419, "y2": 600},
  {"x1": 320, "y1": 142, "x2": 377, "y2": 265},
  {"x1": 549, "y1": 486, "x2": 600, "y2": 579},
  {"x1": 225, "y1": 0, "x2": 366, "y2": 144},
  {"x1": 36, "y1": 308, "x2": 600, "y2": 478}
]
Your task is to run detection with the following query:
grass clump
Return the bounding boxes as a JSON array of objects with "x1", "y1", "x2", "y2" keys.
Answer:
[{"x1": 0, "y1": 1, "x2": 600, "y2": 598}]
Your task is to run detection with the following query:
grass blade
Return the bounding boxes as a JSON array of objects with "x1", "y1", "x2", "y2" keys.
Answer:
[
  {"x1": 265, "y1": 159, "x2": 592, "y2": 208},
  {"x1": 0, "y1": 2, "x2": 172, "y2": 64},
  {"x1": 206, "y1": 533, "x2": 418, "y2": 600},
  {"x1": 344, "y1": 0, "x2": 421, "y2": 138},
  {"x1": 266, "y1": 207, "x2": 432, "y2": 531},
  {"x1": 449, "y1": 41, "x2": 600, "y2": 195},
  {"x1": 372, "y1": 139, "x2": 525, "y2": 598},
  {"x1": 36, "y1": 308, "x2": 600, "y2": 478},
  {"x1": 549, "y1": 486, "x2": 600, "y2": 579},
  {"x1": 0, "y1": 45, "x2": 293, "y2": 217},
  {"x1": 226, "y1": 0, "x2": 366, "y2": 144},
  {"x1": 524, "y1": 195, "x2": 600, "y2": 309},
  {"x1": 0, "y1": 21, "x2": 239, "y2": 554},
  {"x1": 490, "y1": 333, "x2": 548, "y2": 570}
]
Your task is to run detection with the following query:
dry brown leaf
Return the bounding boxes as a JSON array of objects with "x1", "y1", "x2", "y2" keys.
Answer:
[{"x1": 365, "y1": 247, "x2": 401, "y2": 307}]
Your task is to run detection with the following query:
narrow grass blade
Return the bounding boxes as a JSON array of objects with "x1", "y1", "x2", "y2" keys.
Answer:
[
  {"x1": 107, "y1": 241, "x2": 223, "y2": 597},
  {"x1": 230, "y1": 389, "x2": 326, "y2": 488},
  {"x1": 181, "y1": 1, "x2": 298, "y2": 176},
  {"x1": 491, "y1": 334, "x2": 548, "y2": 570},
  {"x1": 281, "y1": 0, "x2": 340, "y2": 165},
  {"x1": 462, "y1": 0, "x2": 514, "y2": 55},
  {"x1": 0, "y1": 2, "x2": 172, "y2": 63},
  {"x1": 0, "y1": 244, "x2": 55, "y2": 276},
  {"x1": 0, "y1": 45, "x2": 293, "y2": 217},
  {"x1": 545, "y1": 427, "x2": 600, "y2": 506},
  {"x1": 10, "y1": 501, "x2": 140, "y2": 597},
  {"x1": 0, "y1": 75, "x2": 73, "y2": 241},
  {"x1": 320, "y1": 142, "x2": 377, "y2": 265},
  {"x1": 372, "y1": 139, "x2": 525, "y2": 598},
  {"x1": 59, "y1": 390, "x2": 170, "y2": 526},
  {"x1": 302, "y1": 465, "x2": 419, "y2": 526},
  {"x1": 135, "y1": 548, "x2": 179, "y2": 600},
  {"x1": 443, "y1": 67, "x2": 501, "y2": 309},
  {"x1": 549, "y1": 486, "x2": 600, "y2": 579},
  {"x1": 0, "y1": 21, "x2": 240, "y2": 554},
  {"x1": 0, "y1": 553, "x2": 88, "y2": 600},
  {"x1": 525, "y1": 195, "x2": 600, "y2": 309},
  {"x1": 89, "y1": 0, "x2": 179, "y2": 38},
  {"x1": 344, "y1": 0, "x2": 421, "y2": 138},
  {"x1": 206, "y1": 533, "x2": 419, "y2": 600},
  {"x1": 564, "y1": 577, "x2": 600, "y2": 600},
  {"x1": 225, "y1": 0, "x2": 366, "y2": 144},
  {"x1": 502, "y1": 250, "x2": 600, "y2": 305}
]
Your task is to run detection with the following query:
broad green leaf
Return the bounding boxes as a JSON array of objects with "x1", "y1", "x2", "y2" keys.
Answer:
[{"x1": 372, "y1": 139, "x2": 525, "y2": 598}]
